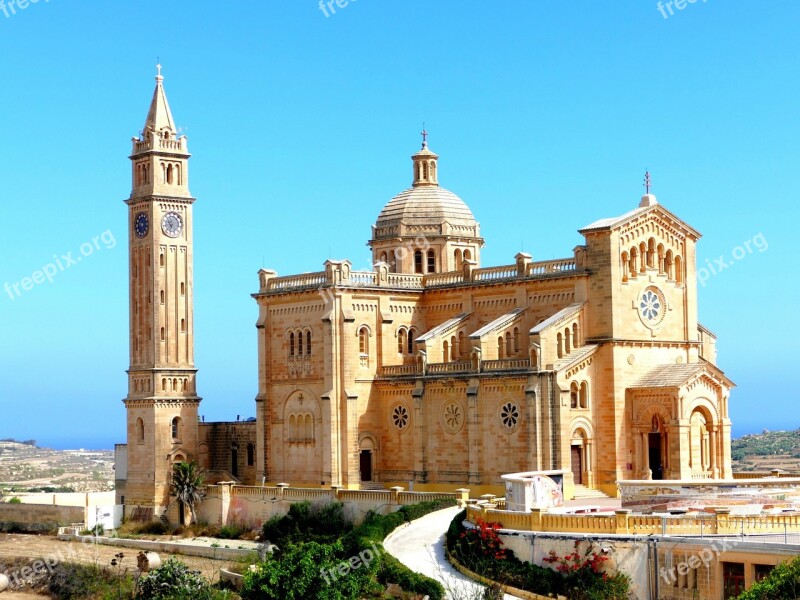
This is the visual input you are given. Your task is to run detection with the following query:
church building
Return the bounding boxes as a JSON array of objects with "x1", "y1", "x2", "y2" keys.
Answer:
[{"x1": 116, "y1": 70, "x2": 734, "y2": 513}]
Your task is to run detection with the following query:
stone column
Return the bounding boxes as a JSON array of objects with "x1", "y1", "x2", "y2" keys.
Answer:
[
  {"x1": 709, "y1": 426, "x2": 718, "y2": 479},
  {"x1": 467, "y1": 383, "x2": 480, "y2": 485}
]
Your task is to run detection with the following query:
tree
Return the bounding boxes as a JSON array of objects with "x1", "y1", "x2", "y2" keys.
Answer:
[{"x1": 171, "y1": 461, "x2": 205, "y2": 526}]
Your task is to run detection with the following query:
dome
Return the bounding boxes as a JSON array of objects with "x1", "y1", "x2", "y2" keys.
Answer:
[{"x1": 374, "y1": 185, "x2": 478, "y2": 239}]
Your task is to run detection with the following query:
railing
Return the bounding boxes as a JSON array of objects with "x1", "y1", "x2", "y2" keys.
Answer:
[
  {"x1": 379, "y1": 364, "x2": 420, "y2": 377},
  {"x1": 424, "y1": 271, "x2": 465, "y2": 287},
  {"x1": 427, "y1": 361, "x2": 473, "y2": 374},
  {"x1": 267, "y1": 272, "x2": 327, "y2": 292},
  {"x1": 473, "y1": 265, "x2": 517, "y2": 281},
  {"x1": 482, "y1": 359, "x2": 531, "y2": 372},
  {"x1": 386, "y1": 273, "x2": 424, "y2": 289},
  {"x1": 349, "y1": 271, "x2": 378, "y2": 286},
  {"x1": 691, "y1": 470, "x2": 713, "y2": 480},
  {"x1": 527, "y1": 258, "x2": 577, "y2": 276}
]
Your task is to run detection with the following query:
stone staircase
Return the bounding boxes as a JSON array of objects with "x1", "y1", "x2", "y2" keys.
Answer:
[
  {"x1": 572, "y1": 484, "x2": 612, "y2": 500},
  {"x1": 359, "y1": 481, "x2": 386, "y2": 491}
]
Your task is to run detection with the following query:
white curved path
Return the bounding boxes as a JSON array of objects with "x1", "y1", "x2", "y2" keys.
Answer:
[{"x1": 383, "y1": 507, "x2": 521, "y2": 600}]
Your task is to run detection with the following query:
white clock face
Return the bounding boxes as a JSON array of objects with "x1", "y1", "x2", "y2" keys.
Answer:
[{"x1": 161, "y1": 212, "x2": 183, "y2": 238}]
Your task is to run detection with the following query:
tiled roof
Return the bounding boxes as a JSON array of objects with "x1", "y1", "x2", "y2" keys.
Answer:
[
  {"x1": 470, "y1": 308, "x2": 525, "y2": 339},
  {"x1": 416, "y1": 312, "x2": 470, "y2": 342},
  {"x1": 375, "y1": 186, "x2": 477, "y2": 230},
  {"x1": 530, "y1": 303, "x2": 584, "y2": 334},
  {"x1": 629, "y1": 363, "x2": 707, "y2": 388}
]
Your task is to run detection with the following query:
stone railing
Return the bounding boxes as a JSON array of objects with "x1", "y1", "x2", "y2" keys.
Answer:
[
  {"x1": 473, "y1": 265, "x2": 518, "y2": 281},
  {"x1": 349, "y1": 271, "x2": 378, "y2": 286},
  {"x1": 424, "y1": 271, "x2": 465, "y2": 287},
  {"x1": 266, "y1": 272, "x2": 327, "y2": 292},
  {"x1": 482, "y1": 358, "x2": 531, "y2": 372},
  {"x1": 386, "y1": 273, "x2": 424, "y2": 289},
  {"x1": 527, "y1": 258, "x2": 577, "y2": 276},
  {"x1": 467, "y1": 504, "x2": 800, "y2": 538},
  {"x1": 379, "y1": 364, "x2": 421, "y2": 377},
  {"x1": 427, "y1": 361, "x2": 473, "y2": 374}
]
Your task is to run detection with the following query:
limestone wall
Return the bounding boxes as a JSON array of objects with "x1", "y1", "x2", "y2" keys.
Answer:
[{"x1": 0, "y1": 503, "x2": 84, "y2": 532}]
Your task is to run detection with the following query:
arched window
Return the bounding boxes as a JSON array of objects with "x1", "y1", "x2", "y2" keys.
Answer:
[
  {"x1": 458, "y1": 331, "x2": 466, "y2": 359},
  {"x1": 450, "y1": 335, "x2": 457, "y2": 361},
  {"x1": 379, "y1": 252, "x2": 387, "y2": 263},
  {"x1": 160, "y1": 327, "x2": 165, "y2": 341},
  {"x1": 407, "y1": 328, "x2": 416, "y2": 354},
  {"x1": 247, "y1": 443, "x2": 255, "y2": 466},
  {"x1": 513, "y1": 327, "x2": 521, "y2": 354},
  {"x1": 648, "y1": 238, "x2": 656, "y2": 269},
  {"x1": 162, "y1": 378, "x2": 167, "y2": 391},
  {"x1": 171, "y1": 417, "x2": 182, "y2": 440},
  {"x1": 180, "y1": 282, "x2": 185, "y2": 295},
  {"x1": 427, "y1": 250, "x2": 436, "y2": 273},
  {"x1": 564, "y1": 328, "x2": 572, "y2": 354},
  {"x1": 443, "y1": 340, "x2": 450, "y2": 362},
  {"x1": 570, "y1": 382, "x2": 579, "y2": 409},
  {"x1": 289, "y1": 332, "x2": 295, "y2": 356},
  {"x1": 572, "y1": 323, "x2": 579, "y2": 348},
  {"x1": 557, "y1": 333, "x2": 563, "y2": 359},
  {"x1": 639, "y1": 242, "x2": 647, "y2": 273},
  {"x1": 630, "y1": 247, "x2": 638, "y2": 277},
  {"x1": 176, "y1": 164, "x2": 182, "y2": 186},
  {"x1": 674, "y1": 255, "x2": 683, "y2": 284},
  {"x1": 665, "y1": 250, "x2": 674, "y2": 280},
  {"x1": 304, "y1": 414, "x2": 313, "y2": 440},
  {"x1": 289, "y1": 414, "x2": 298, "y2": 439},
  {"x1": 414, "y1": 251, "x2": 423, "y2": 274},
  {"x1": 580, "y1": 382, "x2": 589, "y2": 409},
  {"x1": 306, "y1": 330, "x2": 312, "y2": 355},
  {"x1": 430, "y1": 161, "x2": 436, "y2": 180},
  {"x1": 454, "y1": 248, "x2": 462, "y2": 267},
  {"x1": 166, "y1": 164, "x2": 174, "y2": 185},
  {"x1": 498, "y1": 336, "x2": 505, "y2": 359},
  {"x1": 160, "y1": 290, "x2": 165, "y2": 304},
  {"x1": 160, "y1": 253, "x2": 165, "y2": 268},
  {"x1": 621, "y1": 252, "x2": 629, "y2": 283},
  {"x1": 136, "y1": 418, "x2": 144, "y2": 443},
  {"x1": 464, "y1": 249, "x2": 472, "y2": 261},
  {"x1": 180, "y1": 318, "x2": 186, "y2": 332},
  {"x1": 398, "y1": 328, "x2": 407, "y2": 354},
  {"x1": 297, "y1": 330, "x2": 303, "y2": 356},
  {"x1": 359, "y1": 327, "x2": 369, "y2": 355},
  {"x1": 423, "y1": 162, "x2": 429, "y2": 180},
  {"x1": 505, "y1": 332, "x2": 513, "y2": 357}
]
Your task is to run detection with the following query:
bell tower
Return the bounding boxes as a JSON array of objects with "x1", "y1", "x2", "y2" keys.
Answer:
[{"x1": 123, "y1": 66, "x2": 200, "y2": 510}]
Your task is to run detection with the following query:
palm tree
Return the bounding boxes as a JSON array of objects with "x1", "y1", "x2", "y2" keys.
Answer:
[{"x1": 171, "y1": 461, "x2": 205, "y2": 526}]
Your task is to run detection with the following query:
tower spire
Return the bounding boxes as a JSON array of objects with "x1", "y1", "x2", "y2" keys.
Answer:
[
  {"x1": 639, "y1": 170, "x2": 658, "y2": 208},
  {"x1": 143, "y1": 63, "x2": 176, "y2": 134},
  {"x1": 412, "y1": 130, "x2": 438, "y2": 187}
]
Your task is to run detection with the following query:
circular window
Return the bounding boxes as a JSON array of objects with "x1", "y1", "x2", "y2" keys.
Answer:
[
  {"x1": 441, "y1": 402, "x2": 464, "y2": 434},
  {"x1": 638, "y1": 286, "x2": 667, "y2": 328},
  {"x1": 391, "y1": 404, "x2": 410, "y2": 432},
  {"x1": 499, "y1": 401, "x2": 521, "y2": 433}
]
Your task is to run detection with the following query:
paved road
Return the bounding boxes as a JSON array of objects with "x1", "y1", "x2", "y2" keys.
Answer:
[{"x1": 384, "y1": 507, "x2": 521, "y2": 600}]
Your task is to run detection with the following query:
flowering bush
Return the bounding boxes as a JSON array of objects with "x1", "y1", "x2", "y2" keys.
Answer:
[
  {"x1": 542, "y1": 541, "x2": 609, "y2": 577},
  {"x1": 458, "y1": 518, "x2": 508, "y2": 560}
]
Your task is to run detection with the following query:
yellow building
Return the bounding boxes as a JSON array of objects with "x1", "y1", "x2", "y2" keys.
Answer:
[{"x1": 117, "y1": 71, "x2": 734, "y2": 512}]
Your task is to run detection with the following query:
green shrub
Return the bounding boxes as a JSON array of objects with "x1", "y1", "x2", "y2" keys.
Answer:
[
  {"x1": 397, "y1": 498, "x2": 457, "y2": 521},
  {"x1": 218, "y1": 523, "x2": 246, "y2": 539},
  {"x1": 48, "y1": 563, "x2": 133, "y2": 600},
  {"x1": 378, "y1": 553, "x2": 444, "y2": 599},
  {"x1": 8, "y1": 496, "x2": 21, "y2": 504},
  {"x1": 262, "y1": 500, "x2": 351, "y2": 545},
  {"x1": 136, "y1": 557, "x2": 226, "y2": 600},
  {"x1": 134, "y1": 520, "x2": 169, "y2": 535},
  {"x1": 735, "y1": 556, "x2": 800, "y2": 600}
]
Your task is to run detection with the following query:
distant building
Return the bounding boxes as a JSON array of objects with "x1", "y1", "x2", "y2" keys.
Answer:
[{"x1": 116, "y1": 70, "x2": 734, "y2": 513}]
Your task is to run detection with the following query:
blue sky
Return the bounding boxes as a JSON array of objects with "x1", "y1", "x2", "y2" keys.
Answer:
[{"x1": 0, "y1": 1, "x2": 797, "y2": 449}]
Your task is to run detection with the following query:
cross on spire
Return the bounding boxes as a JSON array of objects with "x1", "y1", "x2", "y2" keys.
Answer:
[
  {"x1": 156, "y1": 61, "x2": 163, "y2": 80},
  {"x1": 643, "y1": 170, "x2": 652, "y2": 195},
  {"x1": 421, "y1": 124, "x2": 428, "y2": 149}
]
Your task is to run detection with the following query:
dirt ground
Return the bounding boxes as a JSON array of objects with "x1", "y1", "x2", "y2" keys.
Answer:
[{"x1": 0, "y1": 533, "x2": 238, "y2": 598}]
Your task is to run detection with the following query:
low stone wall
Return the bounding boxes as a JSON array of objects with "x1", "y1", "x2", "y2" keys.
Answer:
[
  {"x1": 618, "y1": 478, "x2": 800, "y2": 512},
  {"x1": 56, "y1": 534, "x2": 255, "y2": 561},
  {"x1": 0, "y1": 503, "x2": 84, "y2": 532},
  {"x1": 191, "y1": 484, "x2": 466, "y2": 529}
]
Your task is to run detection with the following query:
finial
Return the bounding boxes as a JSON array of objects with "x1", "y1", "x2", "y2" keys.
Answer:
[
  {"x1": 156, "y1": 61, "x2": 163, "y2": 81},
  {"x1": 421, "y1": 124, "x2": 428, "y2": 149},
  {"x1": 643, "y1": 170, "x2": 652, "y2": 195}
]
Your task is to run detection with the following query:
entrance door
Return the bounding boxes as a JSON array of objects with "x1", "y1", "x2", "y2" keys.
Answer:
[
  {"x1": 231, "y1": 447, "x2": 239, "y2": 479},
  {"x1": 648, "y1": 433, "x2": 663, "y2": 480},
  {"x1": 570, "y1": 445, "x2": 583, "y2": 485},
  {"x1": 359, "y1": 450, "x2": 373, "y2": 482}
]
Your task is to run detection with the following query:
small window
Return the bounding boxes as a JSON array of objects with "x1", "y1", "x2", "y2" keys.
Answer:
[
  {"x1": 297, "y1": 330, "x2": 303, "y2": 356},
  {"x1": 408, "y1": 328, "x2": 416, "y2": 354},
  {"x1": 247, "y1": 443, "x2": 255, "y2": 466},
  {"x1": 427, "y1": 250, "x2": 436, "y2": 273},
  {"x1": 414, "y1": 251, "x2": 423, "y2": 274},
  {"x1": 306, "y1": 330, "x2": 312, "y2": 356},
  {"x1": 160, "y1": 327, "x2": 165, "y2": 341},
  {"x1": 359, "y1": 327, "x2": 369, "y2": 355},
  {"x1": 289, "y1": 332, "x2": 295, "y2": 357},
  {"x1": 180, "y1": 318, "x2": 186, "y2": 332},
  {"x1": 136, "y1": 418, "x2": 144, "y2": 443},
  {"x1": 160, "y1": 290, "x2": 165, "y2": 304},
  {"x1": 570, "y1": 382, "x2": 579, "y2": 409},
  {"x1": 180, "y1": 282, "x2": 185, "y2": 295},
  {"x1": 171, "y1": 417, "x2": 181, "y2": 440},
  {"x1": 398, "y1": 329, "x2": 407, "y2": 354}
]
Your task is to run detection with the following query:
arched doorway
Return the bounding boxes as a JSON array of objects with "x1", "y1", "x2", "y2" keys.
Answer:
[
  {"x1": 359, "y1": 436, "x2": 376, "y2": 483},
  {"x1": 649, "y1": 415, "x2": 664, "y2": 481},
  {"x1": 570, "y1": 426, "x2": 592, "y2": 487}
]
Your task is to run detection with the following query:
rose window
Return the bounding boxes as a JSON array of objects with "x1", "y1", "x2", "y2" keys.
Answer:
[
  {"x1": 442, "y1": 402, "x2": 463, "y2": 433},
  {"x1": 638, "y1": 286, "x2": 666, "y2": 328},
  {"x1": 392, "y1": 404, "x2": 409, "y2": 431},
  {"x1": 500, "y1": 402, "x2": 520, "y2": 431}
]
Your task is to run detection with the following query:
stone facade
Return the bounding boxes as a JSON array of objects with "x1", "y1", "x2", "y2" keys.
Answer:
[
  {"x1": 254, "y1": 141, "x2": 734, "y2": 498},
  {"x1": 117, "y1": 72, "x2": 735, "y2": 511}
]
